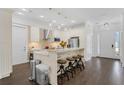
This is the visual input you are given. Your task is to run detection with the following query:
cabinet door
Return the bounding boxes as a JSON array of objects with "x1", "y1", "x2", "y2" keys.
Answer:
[{"x1": 31, "y1": 27, "x2": 40, "y2": 42}]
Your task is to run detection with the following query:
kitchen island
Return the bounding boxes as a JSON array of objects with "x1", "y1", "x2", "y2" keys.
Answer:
[{"x1": 33, "y1": 48, "x2": 84, "y2": 85}]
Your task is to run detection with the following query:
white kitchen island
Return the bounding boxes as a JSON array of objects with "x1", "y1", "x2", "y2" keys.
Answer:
[{"x1": 33, "y1": 48, "x2": 84, "y2": 85}]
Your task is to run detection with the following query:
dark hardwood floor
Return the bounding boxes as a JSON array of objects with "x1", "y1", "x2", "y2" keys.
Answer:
[
  {"x1": 63, "y1": 57, "x2": 124, "y2": 85},
  {"x1": 0, "y1": 63, "x2": 37, "y2": 85},
  {"x1": 0, "y1": 57, "x2": 124, "y2": 85}
]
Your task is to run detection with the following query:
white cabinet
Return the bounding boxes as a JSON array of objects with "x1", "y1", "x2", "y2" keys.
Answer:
[{"x1": 30, "y1": 26, "x2": 40, "y2": 42}]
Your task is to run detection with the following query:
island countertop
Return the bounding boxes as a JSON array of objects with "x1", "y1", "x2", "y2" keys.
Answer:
[
  {"x1": 47, "y1": 48, "x2": 84, "y2": 53},
  {"x1": 33, "y1": 48, "x2": 84, "y2": 55}
]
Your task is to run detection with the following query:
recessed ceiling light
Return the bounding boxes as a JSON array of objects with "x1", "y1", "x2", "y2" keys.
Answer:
[
  {"x1": 52, "y1": 20, "x2": 56, "y2": 23},
  {"x1": 40, "y1": 15, "x2": 44, "y2": 18},
  {"x1": 21, "y1": 8, "x2": 32, "y2": 13},
  {"x1": 71, "y1": 20, "x2": 76, "y2": 23},
  {"x1": 17, "y1": 12, "x2": 24, "y2": 15},
  {"x1": 22, "y1": 8, "x2": 27, "y2": 11}
]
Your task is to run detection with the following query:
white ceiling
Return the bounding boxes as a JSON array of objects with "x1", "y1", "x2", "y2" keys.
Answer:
[{"x1": 12, "y1": 8, "x2": 124, "y2": 28}]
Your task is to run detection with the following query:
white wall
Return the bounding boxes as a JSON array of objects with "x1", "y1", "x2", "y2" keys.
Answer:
[
  {"x1": 53, "y1": 30, "x2": 61, "y2": 38},
  {"x1": 0, "y1": 9, "x2": 12, "y2": 79},
  {"x1": 84, "y1": 22, "x2": 94, "y2": 61},
  {"x1": 120, "y1": 14, "x2": 124, "y2": 67}
]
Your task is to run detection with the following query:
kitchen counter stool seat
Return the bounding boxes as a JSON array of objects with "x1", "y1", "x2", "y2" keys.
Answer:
[
  {"x1": 77, "y1": 55, "x2": 84, "y2": 58},
  {"x1": 57, "y1": 59, "x2": 69, "y2": 84},
  {"x1": 57, "y1": 59, "x2": 67, "y2": 64},
  {"x1": 66, "y1": 57, "x2": 76, "y2": 77}
]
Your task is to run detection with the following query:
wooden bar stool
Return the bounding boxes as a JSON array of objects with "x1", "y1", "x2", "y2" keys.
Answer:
[
  {"x1": 73, "y1": 55, "x2": 82, "y2": 71},
  {"x1": 66, "y1": 57, "x2": 76, "y2": 78},
  {"x1": 57, "y1": 59, "x2": 69, "y2": 84},
  {"x1": 77, "y1": 55, "x2": 85, "y2": 69}
]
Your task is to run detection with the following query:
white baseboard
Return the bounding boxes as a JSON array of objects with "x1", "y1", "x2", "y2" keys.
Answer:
[
  {"x1": 0, "y1": 73, "x2": 10, "y2": 79},
  {"x1": 84, "y1": 57, "x2": 92, "y2": 62},
  {"x1": 13, "y1": 61, "x2": 29, "y2": 66}
]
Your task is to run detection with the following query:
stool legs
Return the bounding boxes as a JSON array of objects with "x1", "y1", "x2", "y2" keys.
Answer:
[
  {"x1": 57, "y1": 64, "x2": 69, "y2": 84},
  {"x1": 66, "y1": 62, "x2": 75, "y2": 78},
  {"x1": 74, "y1": 59, "x2": 82, "y2": 71},
  {"x1": 57, "y1": 56, "x2": 85, "y2": 84},
  {"x1": 78, "y1": 58, "x2": 85, "y2": 69}
]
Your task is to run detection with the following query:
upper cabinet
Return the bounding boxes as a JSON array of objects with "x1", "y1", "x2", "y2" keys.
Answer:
[{"x1": 30, "y1": 26, "x2": 40, "y2": 42}]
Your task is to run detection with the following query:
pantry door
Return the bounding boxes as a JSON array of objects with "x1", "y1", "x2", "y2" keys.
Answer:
[{"x1": 12, "y1": 25, "x2": 28, "y2": 65}]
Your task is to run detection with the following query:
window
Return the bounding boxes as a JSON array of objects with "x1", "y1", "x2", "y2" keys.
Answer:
[{"x1": 114, "y1": 32, "x2": 120, "y2": 54}]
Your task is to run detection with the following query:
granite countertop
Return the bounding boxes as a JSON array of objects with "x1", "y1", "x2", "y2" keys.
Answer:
[
  {"x1": 48, "y1": 48, "x2": 84, "y2": 53},
  {"x1": 33, "y1": 48, "x2": 84, "y2": 55}
]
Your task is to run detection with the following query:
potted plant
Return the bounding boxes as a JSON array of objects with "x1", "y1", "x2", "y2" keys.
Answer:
[{"x1": 60, "y1": 41, "x2": 67, "y2": 48}]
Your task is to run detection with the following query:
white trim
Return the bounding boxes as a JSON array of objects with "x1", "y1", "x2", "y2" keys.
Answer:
[{"x1": 0, "y1": 73, "x2": 11, "y2": 79}]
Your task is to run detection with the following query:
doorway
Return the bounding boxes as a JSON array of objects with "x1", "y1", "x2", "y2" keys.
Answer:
[
  {"x1": 12, "y1": 24, "x2": 28, "y2": 65},
  {"x1": 99, "y1": 31, "x2": 120, "y2": 59}
]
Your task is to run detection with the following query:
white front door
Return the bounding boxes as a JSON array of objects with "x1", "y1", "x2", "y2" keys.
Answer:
[
  {"x1": 12, "y1": 25, "x2": 28, "y2": 65},
  {"x1": 100, "y1": 30, "x2": 120, "y2": 59}
]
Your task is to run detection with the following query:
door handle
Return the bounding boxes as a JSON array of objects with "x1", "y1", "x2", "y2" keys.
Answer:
[{"x1": 112, "y1": 44, "x2": 114, "y2": 48}]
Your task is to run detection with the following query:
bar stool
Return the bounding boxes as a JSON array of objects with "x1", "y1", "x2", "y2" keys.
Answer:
[
  {"x1": 57, "y1": 59, "x2": 69, "y2": 83},
  {"x1": 77, "y1": 55, "x2": 85, "y2": 69},
  {"x1": 73, "y1": 55, "x2": 82, "y2": 71},
  {"x1": 66, "y1": 57, "x2": 76, "y2": 78}
]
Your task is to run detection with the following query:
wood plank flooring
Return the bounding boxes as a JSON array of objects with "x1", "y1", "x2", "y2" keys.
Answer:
[
  {"x1": 63, "y1": 57, "x2": 124, "y2": 85},
  {"x1": 0, "y1": 63, "x2": 37, "y2": 85},
  {"x1": 0, "y1": 57, "x2": 124, "y2": 85}
]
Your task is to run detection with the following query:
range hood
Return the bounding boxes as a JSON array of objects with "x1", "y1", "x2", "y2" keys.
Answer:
[{"x1": 43, "y1": 29, "x2": 50, "y2": 40}]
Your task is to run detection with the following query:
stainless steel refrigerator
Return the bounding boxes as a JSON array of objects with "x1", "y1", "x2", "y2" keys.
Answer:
[{"x1": 68, "y1": 37, "x2": 79, "y2": 48}]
